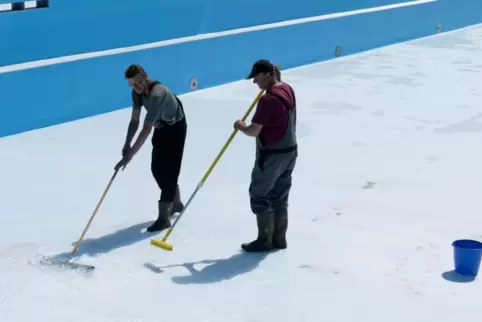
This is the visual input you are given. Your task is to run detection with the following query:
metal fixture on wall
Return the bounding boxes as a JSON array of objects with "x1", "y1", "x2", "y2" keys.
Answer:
[{"x1": 190, "y1": 77, "x2": 198, "y2": 91}]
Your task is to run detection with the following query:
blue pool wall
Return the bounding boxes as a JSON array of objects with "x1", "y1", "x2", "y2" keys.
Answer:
[{"x1": 0, "y1": 0, "x2": 481, "y2": 137}]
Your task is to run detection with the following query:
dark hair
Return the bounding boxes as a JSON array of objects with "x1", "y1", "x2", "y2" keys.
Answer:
[
  {"x1": 274, "y1": 65, "x2": 281, "y2": 81},
  {"x1": 124, "y1": 64, "x2": 146, "y2": 79}
]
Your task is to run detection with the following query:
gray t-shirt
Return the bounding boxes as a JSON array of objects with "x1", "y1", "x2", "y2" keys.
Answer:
[{"x1": 132, "y1": 82, "x2": 184, "y2": 128}]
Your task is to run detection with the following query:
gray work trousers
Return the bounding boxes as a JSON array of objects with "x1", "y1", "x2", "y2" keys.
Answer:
[{"x1": 249, "y1": 148, "x2": 297, "y2": 216}]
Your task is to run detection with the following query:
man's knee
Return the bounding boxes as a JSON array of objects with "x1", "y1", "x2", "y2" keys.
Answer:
[
  {"x1": 249, "y1": 197, "x2": 272, "y2": 215},
  {"x1": 249, "y1": 177, "x2": 274, "y2": 215},
  {"x1": 270, "y1": 175, "x2": 292, "y2": 209},
  {"x1": 151, "y1": 159, "x2": 164, "y2": 180}
]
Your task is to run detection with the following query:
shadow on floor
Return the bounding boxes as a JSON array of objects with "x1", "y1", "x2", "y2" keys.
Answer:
[
  {"x1": 51, "y1": 221, "x2": 156, "y2": 260},
  {"x1": 144, "y1": 250, "x2": 277, "y2": 284},
  {"x1": 442, "y1": 270, "x2": 476, "y2": 283}
]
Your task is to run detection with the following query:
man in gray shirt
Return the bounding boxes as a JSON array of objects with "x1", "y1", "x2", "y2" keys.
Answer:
[{"x1": 115, "y1": 64, "x2": 187, "y2": 232}]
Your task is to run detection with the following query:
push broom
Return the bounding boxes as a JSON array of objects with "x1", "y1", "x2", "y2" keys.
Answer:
[
  {"x1": 40, "y1": 168, "x2": 120, "y2": 271},
  {"x1": 150, "y1": 83, "x2": 271, "y2": 251}
]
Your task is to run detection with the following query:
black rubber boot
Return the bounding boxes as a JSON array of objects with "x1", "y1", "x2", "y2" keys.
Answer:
[
  {"x1": 241, "y1": 213, "x2": 274, "y2": 252},
  {"x1": 147, "y1": 201, "x2": 172, "y2": 232},
  {"x1": 273, "y1": 207, "x2": 288, "y2": 249},
  {"x1": 170, "y1": 185, "x2": 184, "y2": 216}
]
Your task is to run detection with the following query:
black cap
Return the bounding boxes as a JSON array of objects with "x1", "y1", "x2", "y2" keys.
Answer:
[{"x1": 246, "y1": 59, "x2": 274, "y2": 79}]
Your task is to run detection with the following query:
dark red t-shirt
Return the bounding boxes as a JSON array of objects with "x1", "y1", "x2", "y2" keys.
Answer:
[{"x1": 251, "y1": 83, "x2": 296, "y2": 146}]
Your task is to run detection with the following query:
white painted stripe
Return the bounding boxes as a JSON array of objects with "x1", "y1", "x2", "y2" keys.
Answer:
[
  {"x1": 0, "y1": 1, "x2": 41, "y2": 11},
  {"x1": 0, "y1": 3, "x2": 11, "y2": 11},
  {"x1": 24, "y1": 1, "x2": 37, "y2": 9},
  {"x1": 0, "y1": 0, "x2": 437, "y2": 74}
]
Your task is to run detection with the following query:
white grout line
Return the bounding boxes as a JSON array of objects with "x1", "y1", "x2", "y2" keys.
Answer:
[{"x1": 0, "y1": 0, "x2": 438, "y2": 74}]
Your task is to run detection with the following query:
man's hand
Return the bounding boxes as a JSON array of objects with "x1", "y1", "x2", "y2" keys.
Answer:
[
  {"x1": 122, "y1": 144, "x2": 130, "y2": 157},
  {"x1": 117, "y1": 144, "x2": 132, "y2": 170},
  {"x1": 234, "y1": 119, "x2": 263, "y2": 137},
  {"x1": 115, "y1": 120, "x2": 153, "y2": 171},
  {"x1": 115, "y1": 147, "x2": 134, "y2": 171},
  {"x1": 234, "y1": 119, "x2": 246, "y2": 131}
]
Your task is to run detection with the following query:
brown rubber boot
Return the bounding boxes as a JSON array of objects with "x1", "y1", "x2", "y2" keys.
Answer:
[
  {"x1": 273, "y1": 207, "x2": 288, "y2": 249},
  {"x1": 147, "y1": 201, "x2": 173, "y2": 232},
  {"x1": 241, "y1": 213, "x2": 274, "y2": 252},
  {"x1": 170, "y1": 185, "x2": 184, "y2": 216}
]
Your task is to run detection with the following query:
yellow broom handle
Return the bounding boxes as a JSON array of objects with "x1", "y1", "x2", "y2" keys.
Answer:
[
  {"x1": 200, "y1": 88, "x2": 265, "y2": 183},
  {"x1": 71, "y1": 169, "x2": 119, "y2": 256}
]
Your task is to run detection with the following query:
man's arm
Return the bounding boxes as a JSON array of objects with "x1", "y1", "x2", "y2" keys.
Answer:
[
  {"x1": 129, "y1": 118, "x2": 153, "y2": 155},
  {"x1": 124, "y1": 108, "x2": 141, "y2": 147},
  {"x1": 236, "y1": 96, "x2": 272, "y2": 136},
  {"x1": 128, "y1": 87, "x2": 166, "y2": 156},
  {"x1": 238, "y1": 122, "x2": 263, "y2": 137}
]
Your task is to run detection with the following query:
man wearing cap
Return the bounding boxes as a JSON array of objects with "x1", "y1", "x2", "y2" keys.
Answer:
[{"x1": 234, "y1": 59, "x2": 298, "y2": 252}]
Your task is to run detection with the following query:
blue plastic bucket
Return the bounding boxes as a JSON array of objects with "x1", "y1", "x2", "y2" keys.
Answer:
[{"x1": 452, "y1": 239, "x2": 482, "y2": 277}]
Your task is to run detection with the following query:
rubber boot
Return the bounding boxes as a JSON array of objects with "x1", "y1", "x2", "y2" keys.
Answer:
[
  {"x1": 241, "y1": 213, "x2": 274, "y2": 252},
  {"x1": 147, "y1": 201, "x2": 173, "y2": 232},
  {"x1": 273, "y1": 207, "x2": 288, "y2": 249},
  {"x1": 170, "y1": 185, "x2": 184, "y2": 216}
]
